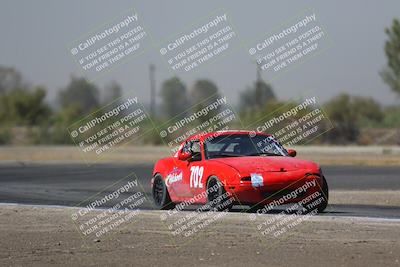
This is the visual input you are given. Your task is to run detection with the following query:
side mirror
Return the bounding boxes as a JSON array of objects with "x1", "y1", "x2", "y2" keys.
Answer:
[
  {"x1": 178, "y1": 151, "x2": 192, "y2": 161},
  {"x1": 287, "y1": 149, "x2": 297, "y2": 157}
]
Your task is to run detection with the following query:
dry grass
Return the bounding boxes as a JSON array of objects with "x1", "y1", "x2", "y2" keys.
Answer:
[
  {"x1": 330, "y1": 190, "x2": 400, "y2": 206},
  {"x1": 0, "y1": 145, "x2": 399, "y2": 166}
]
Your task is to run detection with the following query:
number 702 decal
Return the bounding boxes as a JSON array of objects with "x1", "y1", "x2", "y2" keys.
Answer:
[{"x1": 190, "y1": 166, "x2": 204, "y2": 188}]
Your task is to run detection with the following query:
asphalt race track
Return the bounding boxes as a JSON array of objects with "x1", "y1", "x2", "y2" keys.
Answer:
[{"x1": 0, "y1": 163, "x2": 399, "y2": 219}]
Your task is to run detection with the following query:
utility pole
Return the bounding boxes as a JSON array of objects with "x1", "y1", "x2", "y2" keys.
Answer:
[
  {"x1": 149, "y1": 64, "x2": 156, "y2": 117},
  {"x1": 256, "y1": 62, "x2": 261, "y2": 83},
  {"x1": 255, "y1": 62, "x2": 262, "y2": 108}
]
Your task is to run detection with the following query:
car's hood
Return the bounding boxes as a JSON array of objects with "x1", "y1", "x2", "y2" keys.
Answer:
[{"x1": 211, "y1": 156, "x2": 318, "y2": 174}]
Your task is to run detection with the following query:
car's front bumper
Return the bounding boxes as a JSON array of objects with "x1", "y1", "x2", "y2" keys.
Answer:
[{"x1": 226, "y1": 172, "x2": 323, "y2": 206}]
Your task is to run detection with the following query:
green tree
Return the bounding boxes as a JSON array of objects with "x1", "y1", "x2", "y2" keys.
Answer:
[
  {"x1": 160, "y1": 77, "x2": 188, "y2": 118},
  {"x1": 381, "y1": 19, "x2": 400, "y2": 96},
  {"x1": 190, "y1": 79, "x2": 221, "y2": 124},
  {"x1": 31, "y1": 105, "x2": 82, "y2": 144},
  {"x1": 382, "y1": 106, "x2": 400, "y2": 128},
  {"x1": 0, "y1": 87, "x2": 51, "y2": 126},
  {"x1": 239, "y1": 80, "x2": 275, "y2": 115},
  {"x1": 52, "y1": 106, "x2": 83, "y2": 144},
  {"x1": 324, "y1": 94, "x2": 359, "y2": 143},
  {"x1": 351, "y1": 96, "x2": 383, "y2": 127},
  {"x1": 0, "y1": 127, "x2": 12, "y2": 144},
  {"x1": 190, "y1": 79, "x2": 220, "y2": 104},
  {"x1": 0, "y1": 66, "x2": 23, "y2": 95},
  {"x1": 59, "y1": 76, "x2": 99, "y2": 115}
]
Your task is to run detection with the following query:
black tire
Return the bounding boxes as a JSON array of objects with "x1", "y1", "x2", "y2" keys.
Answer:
[
  {"x1": 303, "y1": 176, "x2": 329, "y2": 214},
  {"x1": 152, "y1": 174, "x2": 175, "y2": 210},
  {"x1": 206, "y1": 176, "x2": 233, "y2": 211},
  {"x1": 316, "y1": 176, "x2": 329, "y2": 213}
]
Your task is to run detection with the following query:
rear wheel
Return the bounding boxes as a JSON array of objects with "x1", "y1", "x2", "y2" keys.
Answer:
[
  {"x1": 206, "y1": 176, "x2": 233, "y2": 211},
  {"x1": 152, "y1": 174, "x2": 175, "y2": 210}
]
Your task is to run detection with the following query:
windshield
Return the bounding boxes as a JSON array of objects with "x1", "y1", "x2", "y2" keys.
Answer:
[{"x1": 204, "y1": 134, "x2": 288, "y2": 159}]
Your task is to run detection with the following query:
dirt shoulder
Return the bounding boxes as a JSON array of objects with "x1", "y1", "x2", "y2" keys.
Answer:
[
  {"x1": 330, "y1": 190, "x2": 400, "y2": 206},
  {"x1": 0, "y1": 204, "x2": 399, "y2": 267},
  {"x1": 0, "y1": 145, "x2": 399, "y2": 166}
]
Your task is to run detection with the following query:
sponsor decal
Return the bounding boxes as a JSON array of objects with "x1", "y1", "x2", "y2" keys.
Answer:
[
  {"x1": 166, "y1": 167, "x2": 183, "y2": 187},
  {"x1": 251, "y1": 173, "x2": 264, "y2": 188}
]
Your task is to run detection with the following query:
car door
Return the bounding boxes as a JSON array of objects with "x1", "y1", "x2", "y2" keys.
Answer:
[
  {"x1": 170, "y1": 140, "x2": 194, "y2": 198},
  {"x1": 186, "y1": 140, "x2": 206, "y2": 197},
  {"x1": 175, "y1": 139, "x2": 205, "y2": 199}
]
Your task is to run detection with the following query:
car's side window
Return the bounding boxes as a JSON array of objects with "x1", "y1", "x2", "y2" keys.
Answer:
[
  {"x1": 190, "y1": 140, "x2": 202, "y2": 161},
  {"x1": 182, "y1": 141, "x2": 192, "y2": 153},
  {"x1": 181, "y1": 140, "x2": 202, "y2": 161}
]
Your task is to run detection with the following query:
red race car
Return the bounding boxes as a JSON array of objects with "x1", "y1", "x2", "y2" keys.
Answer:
[{"x1": 151, "y1": 130, "x2": 328, "y2": 213}]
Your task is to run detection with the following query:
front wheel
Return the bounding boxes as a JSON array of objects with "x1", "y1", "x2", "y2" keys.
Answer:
[
  {"x1": 303, "y1": 176, "x2": 329, "y2": 214},
  {"x1": 152, "y1": 174, "x2": 175, "y2": 210},
  {"x1": 206, "y1": 176, "x2": 233, "y2": 211},
  {"x1": 315, "y1": 176, "x2": 329, "y2": 213},
  {"x1": 318, "y1": 176, "x2": 329, "y2": 213}
]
